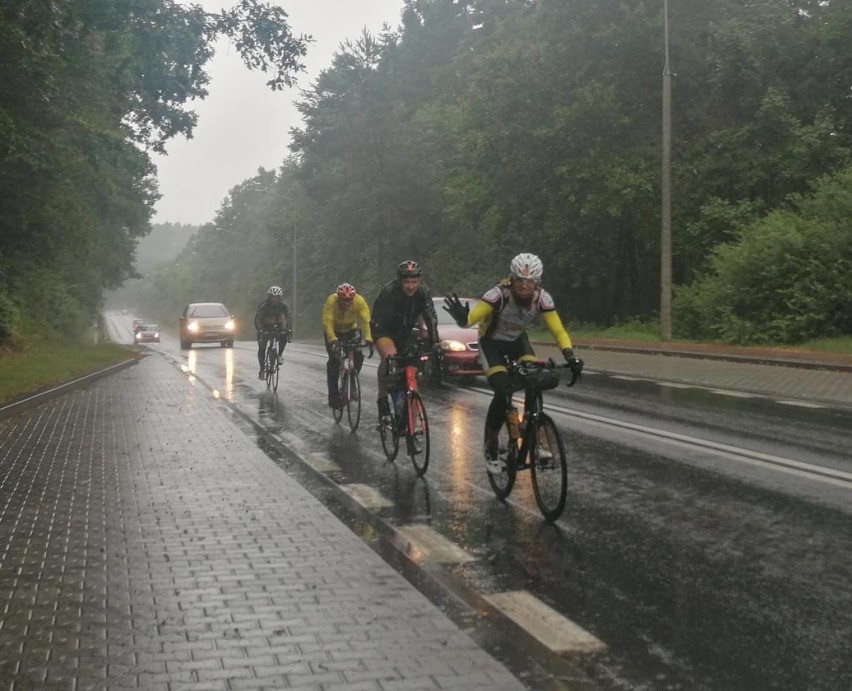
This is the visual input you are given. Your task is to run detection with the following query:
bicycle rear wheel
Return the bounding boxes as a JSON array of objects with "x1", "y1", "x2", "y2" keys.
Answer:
[
  {"x1": 379, "y1": 393, "x2": 399, "y2": 461},
  {"x1": 486, "y1": 420, "x2": 516, "y2": 500},
  {"x1": 530, "y1": 413, "x2": 567, "y2": 522},
  {"x1": 332, "y1": 368, "x2": 345, "y2": 423},
  {"x1": 346, "y1": 370, "x2": 361, "y2": 432},
  {"x1": 405, "y1": 391, "x2": 429, "y2": 476}
]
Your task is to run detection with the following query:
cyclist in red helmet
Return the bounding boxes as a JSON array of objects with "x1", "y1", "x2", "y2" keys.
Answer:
[
  {"x1": 321, "y1": 283, "x2": 373, "y2": 408},
  {"x1": 370, "y1": 260, "x2": 439, "y2": 423}
]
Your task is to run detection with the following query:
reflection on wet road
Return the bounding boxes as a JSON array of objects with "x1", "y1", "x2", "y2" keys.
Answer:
[{"x1": 125, "y1": 317, "x2": 852, "y2": 691}]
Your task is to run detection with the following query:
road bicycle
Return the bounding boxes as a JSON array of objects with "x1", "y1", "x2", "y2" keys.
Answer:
[
  {"x1": 261, "y1": 325, "x2": 287, "y2": 392},
  {"x1": 332, "y1": 336, "x2": 368, "y2": 432},
  {"x1": 378, "y1": 344, "x2": 433, "y2": 477},
  {"x1": 485, "y1": 357, "x2": 582, "y2": 522}
]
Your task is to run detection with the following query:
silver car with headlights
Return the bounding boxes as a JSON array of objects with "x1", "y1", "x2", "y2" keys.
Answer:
[{"x1": 179, "y1": 303, "x2": 236, "y2": 349}]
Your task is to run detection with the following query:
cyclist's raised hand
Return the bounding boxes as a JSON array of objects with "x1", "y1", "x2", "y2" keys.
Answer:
[{"x1": 443, "y1": 292, "x2": 469, "y2": 327}]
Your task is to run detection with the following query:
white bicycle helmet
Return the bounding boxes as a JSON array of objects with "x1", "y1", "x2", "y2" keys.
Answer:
[
  {"x1": 267, "y1": 285, "x2": 284, "y2": 297},
  {"x1": 510, "y1": 253, "x2": 543, "y2": 281}
]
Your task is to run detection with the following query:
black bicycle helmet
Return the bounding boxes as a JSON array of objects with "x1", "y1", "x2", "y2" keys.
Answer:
[{"x1": 397, "y1": 259, "x2": 422, "y2": 278}]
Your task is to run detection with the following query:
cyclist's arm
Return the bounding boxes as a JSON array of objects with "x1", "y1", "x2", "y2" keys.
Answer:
[
  {"x1": 321, "y1": 295, "x2": 337, "y2": 341},
  {"x1": 254, "y1": 304, "x2": 263, "y2": 332},
  {"x1": 466, "y1": 299, "x2": 494, "y2": 327},
  {"x1": 420, "y1": 286, "x2": 440, "y2": 343},
  {"x1": 354, "y1": 295, "x2": 372, "y2": 341},
  {"x1": 542, "y1": 310, "x2": 573, "y2": 350}
]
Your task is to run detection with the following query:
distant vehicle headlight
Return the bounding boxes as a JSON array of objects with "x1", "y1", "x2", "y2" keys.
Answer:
[
  {"x1": 135, "y1": 332, "x2": 142, "y2": 340},
  {"x1": 187, "y1": 321, "x2": 199, "y2": 332},
  {"x1": 440, "y1": 339, "x2": 466, "y2": 352},
  {"x1": 224, "y1": 320, "x2": 235, "y2": 331}
]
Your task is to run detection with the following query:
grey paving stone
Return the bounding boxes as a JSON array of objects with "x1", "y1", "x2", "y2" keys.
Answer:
[{"x1": 0, "y1": 356, "x2": 526, "y2": 690}]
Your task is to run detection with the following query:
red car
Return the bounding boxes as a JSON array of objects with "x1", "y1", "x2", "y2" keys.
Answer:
[{"x1": 419, "y1": 297, "x2": 484, "y2": 384}]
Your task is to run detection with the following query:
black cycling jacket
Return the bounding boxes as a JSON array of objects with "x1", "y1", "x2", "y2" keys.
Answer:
[
  {"x1": 370, "y1": 279, "x2": 439, "y2": 343},
  {"x1": 254, "y1": 299, "x2": 291, "y2": 332}
]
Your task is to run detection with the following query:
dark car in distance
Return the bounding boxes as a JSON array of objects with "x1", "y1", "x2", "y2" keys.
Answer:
[
  {"x1": 179, "y1": 303, "x2": 236, "y2": 349},
  {"x1": 134, "y1": 324, "x2": 160, "y2": 344}
]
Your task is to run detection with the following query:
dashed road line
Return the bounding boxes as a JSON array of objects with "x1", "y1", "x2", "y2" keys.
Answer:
[{"x1": 485, "y1": 590, "x2": 607, "y2": 655}]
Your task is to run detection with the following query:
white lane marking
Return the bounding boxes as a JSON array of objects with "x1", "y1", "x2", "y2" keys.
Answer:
[
  {"x1": 777, "y1": 400, "x2": 827, "y2": 409},
  {"x1": 340, "y1": 483, "x2": 393, "y2": 510},
  {"x1": 485, "y1": 590, "x2": 607, "y2": 654},
  {"x1": 397, "y1": 525, "x2": 475, "y2": 564},
  {"x1": 709, "y1": 389, "x2": 756, "y2": 399},
  {"x1": 545, "y1": 402, "x2": 852, "y2": 488},
  {"x1": 304, "y1": 453, "x2": 340, "y2": 473},
  {"x1": 656, "y1": 382, "x2": 695, "y2": 389}
]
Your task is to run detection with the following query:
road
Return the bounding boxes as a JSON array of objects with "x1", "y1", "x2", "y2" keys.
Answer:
[{"x1": 109, "y1": 313, "x2": 852, "y2": 690}]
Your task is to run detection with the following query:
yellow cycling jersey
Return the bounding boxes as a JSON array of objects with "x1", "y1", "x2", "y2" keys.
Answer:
[
  {"x1": 322, "y1": 293, "x2": 372, "y2": 342},
  {"x1": 467, "y1": 286, "x2": 573, "y2": 351}
]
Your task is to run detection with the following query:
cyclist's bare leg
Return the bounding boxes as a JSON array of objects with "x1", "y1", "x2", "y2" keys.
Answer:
[{"x1": 375, "y1": 336, "x2": 397, "y2": 420}]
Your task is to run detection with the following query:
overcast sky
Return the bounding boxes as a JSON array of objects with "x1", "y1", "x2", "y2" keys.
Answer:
[{"x1": 152, "y1": 0, "x2": 404, "y2": 226}]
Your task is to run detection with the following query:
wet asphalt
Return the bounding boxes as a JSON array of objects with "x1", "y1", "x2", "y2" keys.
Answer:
[{"x1": 1, "y1": 313, "x2": 850, "y2": 690}]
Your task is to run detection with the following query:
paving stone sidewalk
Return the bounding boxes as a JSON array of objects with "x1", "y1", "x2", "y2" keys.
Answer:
[{"x1": 0, "y1": 355, "x2": 526, "y2": 691}]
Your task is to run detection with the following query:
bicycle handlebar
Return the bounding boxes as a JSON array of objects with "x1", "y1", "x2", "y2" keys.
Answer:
[{"x1": 506, "y1": 357, "x2": 584, "y2": 387}]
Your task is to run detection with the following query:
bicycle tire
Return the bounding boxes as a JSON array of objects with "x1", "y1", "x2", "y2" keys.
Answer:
[
  {"x1": 346, "y1": 370, "x2": 361, "y2": 432},
  {"x1": 405, "y1": 391, "x2": 429, "y2": 476},
  {"x1": 486, "y1": 419, "x2": 516, "y2": 500},
  {"x1": 530, "y1": 413, "x2": 567, "y2": 522},
  {"x1": 332, "y1": 367, "x2": 345, "y2": 424},
  {"x1": 379, "y1": 392, "x2": 399, "y2": 461},
  {"x1": 266, "y1": 344, "x2": 279, "y2": 392}
]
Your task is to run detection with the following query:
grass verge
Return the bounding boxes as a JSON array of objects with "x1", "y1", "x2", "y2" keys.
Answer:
[{"x1": 0, "y1": 341, "x2": 135, "y2": 406}]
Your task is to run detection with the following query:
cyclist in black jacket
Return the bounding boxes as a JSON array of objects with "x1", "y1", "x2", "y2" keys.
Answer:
[
  {"x1": 371, "y1": 260, "x2": 439, "y2": 422},
  {"x1": 254, "y1": 285, "x2": 291, "y2": 379}
]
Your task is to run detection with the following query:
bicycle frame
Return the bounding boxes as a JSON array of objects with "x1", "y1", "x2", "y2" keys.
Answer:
[
  {"x1": 485, "y1": 358, "x2": 581, "y2": 521},
  {"x1": 380, "y1": 348, "x2": 432, "y2": 476}
]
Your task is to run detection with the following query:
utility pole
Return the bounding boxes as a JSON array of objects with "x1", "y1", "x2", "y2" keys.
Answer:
[{"x1": 660, "y1": 0, "x2": 673, "y2": 342}]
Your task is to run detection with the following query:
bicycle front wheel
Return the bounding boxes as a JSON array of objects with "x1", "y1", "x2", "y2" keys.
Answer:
[
  {"x1": 266, "y1": 347, "x2": 279, "y2": 392},
  {"x1": 379, "y1": 393, "x2": 399, "y2": 462},
  {"x1": 346, "y1": 370, "x2": 361, "y2": 432},
  {"x1": 529, "y1": 413, "x2": 567, "y2": 522},
  {"x1": 332, "y1": 368, "x2": 345, "y2": 424},
  {"x1": 486, "y1": 420, "x2": 516, "y2": 500},
  {"x1": 405, "y1": 391, "x2": 429, "y2": 476}
]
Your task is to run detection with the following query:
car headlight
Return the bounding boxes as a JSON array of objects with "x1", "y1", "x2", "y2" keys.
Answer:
[
  {"x1": 224, "y1": 320, "x2": 235, "y2": 330},
  {"x1": 187, "y1": 321, "x2": 199, "y2": 332},
  {"x1": 134, "y1": 332, "x2": 142, "y2": 340},
  {"x1": 440, "y1": 339, "x2": 466, "y2": 352}
]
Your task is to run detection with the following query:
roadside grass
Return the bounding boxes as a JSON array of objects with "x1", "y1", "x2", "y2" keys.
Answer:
[{"x1": 0, "y1": 341, "x2": 135, "y2": 405}]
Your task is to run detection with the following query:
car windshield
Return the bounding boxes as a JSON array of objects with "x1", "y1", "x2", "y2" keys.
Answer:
[
  {"x1": 189, "y1": 304, "x2": 228, "y2": 318},
  {"x1": 142, "y1": 325, "x2": 158, "y2": 332},
  {"x1": 433, "y1": 299, "x2": 480, "y2": 327}
]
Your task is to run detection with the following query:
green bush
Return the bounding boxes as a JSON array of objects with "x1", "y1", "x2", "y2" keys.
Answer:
[
  {"x1": 0, "y1": 288, "x2": 20, "y2": 342},
  {"x1": 675, "y1": 167, "x2": 852, "y2": 344}
]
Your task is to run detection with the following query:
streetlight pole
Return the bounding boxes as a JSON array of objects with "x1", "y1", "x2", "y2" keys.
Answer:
[
  {"x1": 292, "y1": 220, "x2": 297, "y2": 338},
  {"x1": 660, "y1": 0, "x2": 673, "y2": 342}
]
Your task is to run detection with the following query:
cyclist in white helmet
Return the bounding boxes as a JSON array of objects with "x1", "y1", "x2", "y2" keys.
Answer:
[
  {"x1": 444, "y1": 253, "x2": 582, "y2": 471},
  {"x1": 254, "y1": 285, "x2": 291, "y2": 379}
]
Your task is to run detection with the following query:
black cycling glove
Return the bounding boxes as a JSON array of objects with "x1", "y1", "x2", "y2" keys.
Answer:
[{"x1": 443, "y1": 293, "x2": 470, "y2": 327}]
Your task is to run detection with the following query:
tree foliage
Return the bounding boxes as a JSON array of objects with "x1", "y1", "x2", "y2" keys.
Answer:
[
  {"x1": 64, "y1": 0, "x2": 852, "y2": 344},
  {"x1": 0, "y1": 0, "x2": 308, "y2": 342}
]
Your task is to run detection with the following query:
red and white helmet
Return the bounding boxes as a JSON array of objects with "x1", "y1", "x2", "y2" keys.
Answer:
[
  {"x1": 510, "y1": 253, "x2": 543, "y2": 281},
  {"x1": 336, "y1": 283, "x2": 357, "y2": 299}
]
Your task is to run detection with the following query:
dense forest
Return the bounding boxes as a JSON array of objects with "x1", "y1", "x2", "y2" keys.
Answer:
[
  {"x1": 4, "y1": 0, "x2": 851, "y2": 345},
  {"x1": 0, "y1": 0, "x2": 308, "y2": 342}
]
